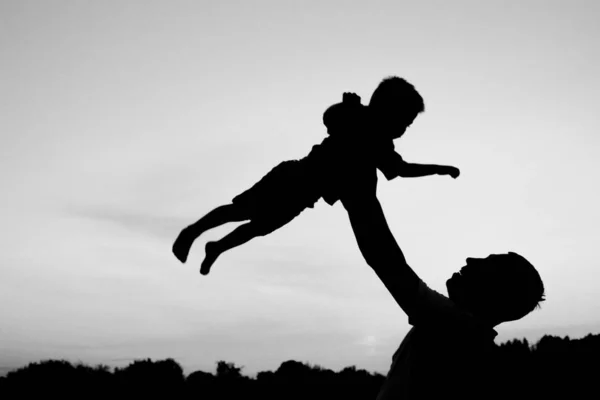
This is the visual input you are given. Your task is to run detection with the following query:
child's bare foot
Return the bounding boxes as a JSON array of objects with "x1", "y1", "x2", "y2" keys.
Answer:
[
  {"x1": 200, "y1": 242, "x2": 220, "y2": 275},
  {"x1": 172, "y1": 228, "x2": 195, "y2": 263}
]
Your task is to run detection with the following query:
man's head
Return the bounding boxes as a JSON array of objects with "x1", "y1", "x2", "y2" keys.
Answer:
[
  {"x1": 446, "y1": 252, "x2": 545, "y2": 326},
  {"x1": 368, "y1": 76, "x2": 425, "y2": 139}
]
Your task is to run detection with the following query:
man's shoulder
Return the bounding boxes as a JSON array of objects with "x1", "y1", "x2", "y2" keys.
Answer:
[
  {"x1": 408, "y1": 280, "x2": 461, "y2": 321},
  {"x1": 409, "y1": 280, "x2": 497, "y2": 339}
]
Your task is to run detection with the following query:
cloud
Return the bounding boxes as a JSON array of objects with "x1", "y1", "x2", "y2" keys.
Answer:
[{"x1": 67, "y1": 205, "x2": 185, "y2": 241}]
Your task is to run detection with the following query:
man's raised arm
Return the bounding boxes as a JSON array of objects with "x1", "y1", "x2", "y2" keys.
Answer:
[{"x1": 341, "y1": 194, "x2": 421, "y2": 316}]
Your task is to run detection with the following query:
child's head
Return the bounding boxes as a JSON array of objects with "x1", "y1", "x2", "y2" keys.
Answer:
[
  {"x1": 368, "y1": 76, "x2": 425, "y2": 139},
  {"x1": 446, "y1": 252, "x2": 545, "y2": 325}
]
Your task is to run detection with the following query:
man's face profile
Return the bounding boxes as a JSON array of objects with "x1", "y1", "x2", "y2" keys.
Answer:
[{"x1": 446, "y1": 255, "x2": 505, "y2": 315}]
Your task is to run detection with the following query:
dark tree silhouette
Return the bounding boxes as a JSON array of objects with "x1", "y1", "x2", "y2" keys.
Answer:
[
  {"x1": 2, "y1": 335, "x2": 600, "y2": 400},
  {"x1": 215, "y1": 361, "x2": 243, "y2": 379},
  {"x1": 114, "y1": 358, "x2": 185, "y2": 397}
]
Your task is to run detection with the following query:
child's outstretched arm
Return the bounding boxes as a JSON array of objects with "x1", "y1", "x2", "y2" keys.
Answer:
[
  {"x1": 396, "y1": 161, "x2": 460, "y2": 179},
  {"x1": 378, "y1": 151, "x2": 460, "y2": 180}
]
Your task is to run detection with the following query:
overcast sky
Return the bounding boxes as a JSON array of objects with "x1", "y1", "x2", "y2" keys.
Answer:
[{"x1": 1, "y1": 0, "x2": 600, "y2": 376}]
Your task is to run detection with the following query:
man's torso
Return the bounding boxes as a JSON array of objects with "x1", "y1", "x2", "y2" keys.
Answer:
[{"x1": 377, "y1": 281, "x2": 498, "y2": 400}]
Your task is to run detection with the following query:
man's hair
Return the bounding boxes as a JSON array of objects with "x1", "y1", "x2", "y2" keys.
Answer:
[
  {"x1": 496, "y1": 252, "x2": 545, "y2": 322},
  {"x1": 368, "y1": 76, "x2": 425, "y2": 115}
]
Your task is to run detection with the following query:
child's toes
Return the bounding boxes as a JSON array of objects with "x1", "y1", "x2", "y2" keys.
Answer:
[
  {"x1": 200, "y1": 242, "x2": 219, "y2": 275},
  {"x1": 173, "y1": 233, "x2": 192, "y2": 263}
]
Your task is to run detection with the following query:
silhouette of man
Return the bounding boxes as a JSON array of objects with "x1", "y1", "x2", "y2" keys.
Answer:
[{"x1": 339, "y1": 169, "x2": 545, "y2": 400}]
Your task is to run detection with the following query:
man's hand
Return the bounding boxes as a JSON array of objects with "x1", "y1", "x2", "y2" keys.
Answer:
[
  {"x1": 442, "y1": 166, "x2": 460, "y2": 179},
  {"x1": 343, "y1": 92, "x2": 362, "y2": 105}
]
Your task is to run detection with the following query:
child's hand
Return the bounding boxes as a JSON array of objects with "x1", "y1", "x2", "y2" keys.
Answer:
[{"x1": 443, "y1": 166, "x2": 460, "y2": 179}]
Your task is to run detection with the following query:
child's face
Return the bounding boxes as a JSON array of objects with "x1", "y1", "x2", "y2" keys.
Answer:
[
  {"x1": 373, "y1": 109, "x2": 417, "y2": 139},
  {"x1": 394, "y1": 113, "x2": 417, "y2": 138}
]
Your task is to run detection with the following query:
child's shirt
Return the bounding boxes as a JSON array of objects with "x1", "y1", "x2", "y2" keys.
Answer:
[{"x1": 301, "y1": 100, "x2": 405, "y2": 206}]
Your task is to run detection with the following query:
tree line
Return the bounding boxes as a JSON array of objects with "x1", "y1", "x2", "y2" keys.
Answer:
[{"x1": 1, "y1": 333, "x2": 599, "y2": 399}]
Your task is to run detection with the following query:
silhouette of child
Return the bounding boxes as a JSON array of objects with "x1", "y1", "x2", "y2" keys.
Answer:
[{"x1": 172, "y1": 77, "x2": 460, "y2": 275}]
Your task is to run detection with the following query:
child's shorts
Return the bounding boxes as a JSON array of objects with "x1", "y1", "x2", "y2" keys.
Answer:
[{"x1": 231, "y1": 160, "x2": 321, "y2": 233}]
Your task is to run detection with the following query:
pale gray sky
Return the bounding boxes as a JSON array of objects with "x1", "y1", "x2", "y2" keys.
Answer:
[{"x1": 1, "y1": 0, "x2": 600, "y2": 376}]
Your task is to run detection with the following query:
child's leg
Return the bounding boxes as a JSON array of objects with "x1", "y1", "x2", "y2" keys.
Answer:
[
  {"x1": 172, "y1": 204, "x2": 249, "y2": 263},
  {"x1": 200, "y1": 200, "x2": 310, "y2": 274},
  {"x1": 200, "y1": 221, "x2": 270, "y2": 275},
  {"x1": 186, "y1": 204, "x2": 250, "y2": 236}
]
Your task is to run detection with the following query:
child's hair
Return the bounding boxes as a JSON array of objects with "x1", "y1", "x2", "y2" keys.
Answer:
[{"x1": 368, "y1": 76, "x2": 425, "y2": 116}]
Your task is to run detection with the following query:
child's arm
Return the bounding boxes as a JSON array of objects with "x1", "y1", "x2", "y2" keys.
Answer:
[
  {"x1": 396, "y1": 161, "x2": 460, "y2": 179},
  {"x1": 378, "y1": 151, "x2": 460, "y2": 180}
]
